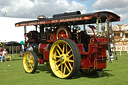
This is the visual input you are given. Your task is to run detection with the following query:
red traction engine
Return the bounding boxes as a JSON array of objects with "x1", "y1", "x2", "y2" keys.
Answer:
[{"x1": 15, "y1": 11, "x2": 120, "y2": 79}]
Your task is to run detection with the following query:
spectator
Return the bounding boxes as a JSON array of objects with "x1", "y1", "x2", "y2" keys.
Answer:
[
  {"x1": 26, "y1": 43, "x2": 33, "y2": 51},
  {"x1": 0, "y1": 49, "x2": 7, "y2": 62},
  {"x1": 0, "y1": 52, "x2": 4, "y2": 62}
]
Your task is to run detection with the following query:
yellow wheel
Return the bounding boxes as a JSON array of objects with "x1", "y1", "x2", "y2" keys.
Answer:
[
  {"x1": 5, "y1": 56, "x2": 11, "y2": 61},
  {"x1": 9, "y1": 56, "x2": 11, "y2": 61},
  {"x1": 23, "y1": 51, "x2": 38, "y2": 73},
  {"x1": 49, "y1": 39, "x2": 81, "y2": 79}
]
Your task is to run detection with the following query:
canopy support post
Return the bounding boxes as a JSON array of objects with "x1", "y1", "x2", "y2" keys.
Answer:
[
  {"x1": 96, "y1": 19, "x2": 99, "y2": 36},
  {"x1": 24, "y1": 26, "x2": 26, "y2": 43},
  {"x1": 35, "y1": 25, "x2": 37, "y2": 31},
  {"x1": 40, "y1": 25, "x2": 44, "y2": 42},
  {"x1": 83, "y1": 24, "x2": 86, "y2": 31},
  {"x1": 24, "y1": 26, "x2": 26, "y2": 52}
]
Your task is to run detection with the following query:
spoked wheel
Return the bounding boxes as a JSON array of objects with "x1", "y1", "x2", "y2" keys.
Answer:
[
  {"x1": 49, "y1": 39, "x2": 81, "y2": 79},
  {"x1": 23, "y1": 51, "x2": 38, "y2": 73},
  {"x1": 54, "y1": 24, "x2": 71, "y2": 40},
  {"x1": 80, "y1": 69, "x2": 97, "y2": 75}
]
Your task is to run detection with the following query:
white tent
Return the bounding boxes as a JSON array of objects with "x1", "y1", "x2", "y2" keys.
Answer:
[{"x1": 0, "y1": 17, "x2": 35, "y2": 42}]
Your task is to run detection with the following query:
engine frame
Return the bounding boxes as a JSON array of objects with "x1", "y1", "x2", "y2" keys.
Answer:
[{"x1": 15, "y1": 11, "x2": 120, "y2": 77}]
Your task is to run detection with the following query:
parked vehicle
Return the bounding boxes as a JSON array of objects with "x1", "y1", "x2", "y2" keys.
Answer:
[{"x1": 15, "y1": 11, "x2": 120, "y2": 79}]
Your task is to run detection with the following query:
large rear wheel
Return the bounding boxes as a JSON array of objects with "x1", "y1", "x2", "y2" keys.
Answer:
[
  {"x1": 54, "y1": 24, "x2": 71, "y2": 39},
  {"x1": 23, "y1": 51, "x2": 38, "y2": 73},
  {"x1": 49, "y1": 39, "x2": 81, "y2": 79}
]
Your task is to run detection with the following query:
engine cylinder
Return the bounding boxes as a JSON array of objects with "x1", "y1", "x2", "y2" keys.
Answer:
[{"x1": 38, "y1": 43, "x2": 48, "y2": 55}]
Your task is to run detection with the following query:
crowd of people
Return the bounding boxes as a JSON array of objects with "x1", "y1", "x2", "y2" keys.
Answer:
[{"x1": 0, "y1": 43, "x2": 34, "y2": 62}]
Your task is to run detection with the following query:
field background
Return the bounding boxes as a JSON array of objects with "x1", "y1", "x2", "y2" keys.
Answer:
[{"x1": 0, "y1": 52, "x2": 128, "y2": 85}]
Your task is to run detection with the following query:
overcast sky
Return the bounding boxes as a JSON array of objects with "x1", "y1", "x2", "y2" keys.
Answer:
[
  {"x1": 0, "y1": 0, "x2": 128, "y2": 24},
  {"x1": 0, "y1": 0, "x2": 128, "y2": 42}
]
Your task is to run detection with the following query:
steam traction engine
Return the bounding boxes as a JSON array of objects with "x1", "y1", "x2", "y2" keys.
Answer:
[{"x1": 15, "y1": 11, "x2": 120, "y2": 78}]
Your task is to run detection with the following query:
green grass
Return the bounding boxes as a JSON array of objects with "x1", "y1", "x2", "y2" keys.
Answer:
[{"x1": 0, "y1": 53, "x2": 128, "y2": 85}]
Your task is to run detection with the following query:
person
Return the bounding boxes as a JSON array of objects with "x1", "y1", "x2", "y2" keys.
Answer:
[
  {"x1": 0, "y1": 49, "x2": 7, "y2": 62},
  {"x1": 0, "y1": 52, "x2": 4, "y2": 62},
  {"x1": 26, "y1": 43, "x2": 33, "y2": 51}
]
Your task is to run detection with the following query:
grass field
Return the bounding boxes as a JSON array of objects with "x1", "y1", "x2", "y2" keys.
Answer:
[{"x1": 0, "y1": 53, "x2": 128, "y2": 85}]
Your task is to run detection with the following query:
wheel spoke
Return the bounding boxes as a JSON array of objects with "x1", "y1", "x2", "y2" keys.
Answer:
[
  {"x1": 27, "y1": 57, "x2": 29, "y2": 61},
  {"x1": 57, "y1": 64, "x2": 61, "y2": 68},
  {"x1": 68, "y1": 62, "x2": 73, "y2": 70},
  {"x1": 52, "y1": 53, "x2": 60, "y2": 60},
  {"x1": 26, "y1": 55, "x2": 29, "y2": 60},
  {"x1": 30, "y1": 64, "x2": 33, "y2": 69},
  {"x1": 55, "y1": 64, "x2": 61, "y2": 71},
  {"x1": 29, "y1": 54, "x2": 32, "y2": 59},
  {"x1": 51, "y1": 55, "x2": 56, "y2": 60},
  {"x1": 63, "y1": 65, "x2": 66, "y2": 75},
  {"x1": 63, "y1": 43, "x2": 65, "y2": 54},
  {"x1": 61, "y1": 64, "x2": 63, "y2": 73},
  {"x1": 30, "y1": 56, "x2": 33, "y2": 60},
  {"x1": 57, "y1": 45, "x2": 63, "y2": 53},
  {"x1": 68, "y1": 54, "x2": 73, "y2": 58},
  {"x1": 55, "y1": 59, "x2": 60, "y2": 63},
  {"x1": 31, "y1": 60, "x2": 34, "y2": 64},
  {"x1": 66, "y1": 50, "x2": 72, "y2": 55},
  {"x1": 28, "y1": 54, "x2": 32, "y2": 60},
  {"x1": 56, "y1": 49, "x2": 61, "y2": 56},
  {"x1": 27, "y1": 63, "x2": 29, "y2": 66},
  {"x1": 56, "y1": 56, "x2": 61, "y2": 58},
  {"x1": 68, "y1": 60, "x2": 74, "y2": 63},
  {"x1": 64, "y1": 63, "x2": 71, "y2": 72}
]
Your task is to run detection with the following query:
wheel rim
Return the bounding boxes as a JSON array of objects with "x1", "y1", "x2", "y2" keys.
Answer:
[
  {"x1": 9, "y1": 56, "x2": 11, "y2": 61},
  {"x1": 56, "y1": 27, "x2": 68, "y2": 39},
  {"x1": 23, "y1": 51, "x2": 35, "y2": 73},
  {"x1": 49, "y1": 40, "x2": 74, "y2": 78}
]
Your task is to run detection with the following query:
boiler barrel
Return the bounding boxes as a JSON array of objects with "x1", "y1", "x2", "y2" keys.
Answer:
[
  {"x1": 30, "y1": 43, "x2": 43, "y2": 59},
  {"x1": 31, "y1": 43, "x2": 48, "y2": 59},
  {"x1": 53, "y1": 11, "x2": 81, "y2": 18}
]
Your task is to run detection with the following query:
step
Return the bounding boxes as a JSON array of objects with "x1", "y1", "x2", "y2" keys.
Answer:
[
  {"x1": 108, "y1": 57, "x2": 117, "y2": 60},
  {"x1": 109, "y1": 41, "x2": 115, "y2": 43},
  {"x1": 109, "y1": 47, "x2": 116, "y2": 49},
  {"x1": 109, "y1": 52, "x2": 117, "y2": 55}
]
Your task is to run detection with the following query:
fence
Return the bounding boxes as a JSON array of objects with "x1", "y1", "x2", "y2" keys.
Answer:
[{"x1": 115, "y1": 45, "x2": 128, "y2": 55}]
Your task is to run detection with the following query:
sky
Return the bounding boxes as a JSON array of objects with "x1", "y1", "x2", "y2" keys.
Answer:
[
  {"x1": 0, "y1": 0, "x2": 128, "y2": 24},
  {"x1": 0, "y1": 0, "x2": 128, "y2": 42},
  {"x1": 0, "y1": 17, "x2": 35, "y2": 42}
]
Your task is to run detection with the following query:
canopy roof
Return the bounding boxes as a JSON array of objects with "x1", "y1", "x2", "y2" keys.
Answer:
[
  {"x1": 15, "y1": 11, "x2": 120, "y2": 27},
  {"x1": 4, "y1": 41, "x2": 21, "y2": 46}
]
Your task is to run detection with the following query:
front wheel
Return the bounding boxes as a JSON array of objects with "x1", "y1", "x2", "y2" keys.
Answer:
[
  {"x1": 23, "y1": 51, "x2": 38, "y2": 73},
  {"x1": 49, "y1": 39, "x2": 81, "y2": 79}
]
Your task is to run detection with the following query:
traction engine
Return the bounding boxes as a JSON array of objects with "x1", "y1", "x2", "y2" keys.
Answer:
[{"x1": 15, "y1": 11, "x2": 120, "y2": 79}]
